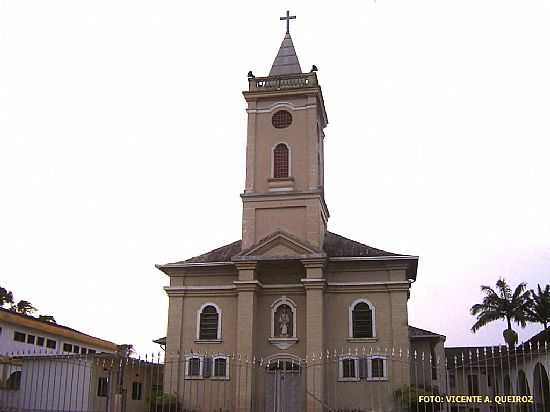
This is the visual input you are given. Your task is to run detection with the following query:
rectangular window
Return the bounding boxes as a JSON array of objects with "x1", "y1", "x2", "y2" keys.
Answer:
[
  {"x1": 367, "y1": 356, "x2": 388, "y2": 381},
  {"x1": 73, "y1": 345, "x2": 80, "y2": 353},
  {"x1": 46, "y1": 339, "x2": 57, "y2": 349},
  {"x1": 97, "y1": 377, "x2": 108, "y2": 397},
  {"x1": 63, "y1": 343, "x2": 72, "y2": 353},
  {"x1": 339, "y1": 357, "x2": 358, "y2": 380},
  {"x1": 371, "y1": 358, "x2": 385, "y2": 378},
  {"x1": 131, "y1": 382, "x2": 142, "y2": 400},
  {"x1": 88, "y1": 349, "x2": 96, "y2": 354},
  {"x1": 36, "y1": 336, "x2": 45, "y2": 346},
  {"x1": 185, "y1": 356, "x2": 202, "y2": 378},
  {"x1": 27, "y1": 334, "x2": 35, "y2": 344},
  {"x1": 468, "y1": 374, "x2": 480, "y2": 396},
  {"x1": 340, "y1": 356, "x2": 387, "y2": 382},
  {"x1": 213, "y1": 357, "x2": 228, "y2": 378},
  {"x1": 188, "y1": 358, "x2": 201, "y2": 377},
  {"x1": 14, "y1": 331, "x2": 26, "y2": 342},
  {"x1": 81, "y1": 347, "x2": 87, "y2": 354}
]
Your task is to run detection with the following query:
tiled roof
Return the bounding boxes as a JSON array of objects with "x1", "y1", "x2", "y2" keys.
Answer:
[
  {"x1": 525, "y1": 326, "x2": 550, "y2": 348},
  {"x1": 184, "y1": 240, "x2": 243, "y2": 264},
  {"x1": 409, "y1": 325, "x2": 446, "y2": 339},
  {"x1": 0, "y1": 307, "x2": 117, "y2": 350},
  {"x1": 179, "y1": 232, "x2": 406, "y2": 264}
]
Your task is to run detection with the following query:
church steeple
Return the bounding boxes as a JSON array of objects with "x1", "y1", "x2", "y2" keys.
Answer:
[
  {"x1": 269, "y1": 33, "x2": 302, "y2": 76},
  {"x1": 270, "y1": 11, "x2": 302, "y2": 76},
  {"x1": 241, "y1": 12, "x2": 329, "y2": 251}
]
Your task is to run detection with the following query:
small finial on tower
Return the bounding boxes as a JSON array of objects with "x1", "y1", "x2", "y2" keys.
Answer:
[
  {"x1": 310, "y1": 65, "x2": 318, "y2": 72},
  {"x1": 280, "y1": 10, "x2": 296, "y2": 34}
]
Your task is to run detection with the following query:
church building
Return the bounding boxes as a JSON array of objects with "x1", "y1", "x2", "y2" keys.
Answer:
[{"x1": 157, "y1": 12, "x2": 443, "y2": 412}]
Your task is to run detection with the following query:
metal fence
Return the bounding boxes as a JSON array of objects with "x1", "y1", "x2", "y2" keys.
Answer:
[{"x1": 0, "y1": 341, "x2": 549, "y2": 412}]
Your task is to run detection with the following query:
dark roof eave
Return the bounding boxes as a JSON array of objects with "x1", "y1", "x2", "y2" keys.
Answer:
[{"x1": 156, "y1": 261, "x2": 235, "y2": 271}]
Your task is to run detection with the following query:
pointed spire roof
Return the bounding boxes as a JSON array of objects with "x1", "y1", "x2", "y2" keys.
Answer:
[{"x1": 269, "y1": 33, "x2": 302, "y2": 76}]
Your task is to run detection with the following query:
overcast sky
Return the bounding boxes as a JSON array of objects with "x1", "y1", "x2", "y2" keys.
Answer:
[{"x1": 1, "y1": 1, "x2": 549, "y2": 354}]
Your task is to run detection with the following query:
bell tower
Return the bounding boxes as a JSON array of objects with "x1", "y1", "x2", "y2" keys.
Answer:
[{"x1": 241, "y1": 12, "x2": 329, "y2": 251}]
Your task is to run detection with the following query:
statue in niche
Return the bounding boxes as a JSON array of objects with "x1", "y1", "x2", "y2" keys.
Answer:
[{"x1": 275, "y1": 304, "x2": 293, "y2": 338}]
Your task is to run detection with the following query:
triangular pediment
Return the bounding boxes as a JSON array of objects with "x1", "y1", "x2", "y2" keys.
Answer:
[{"x1": 234, "y1": 231, "x2": 323, "y2": 260}]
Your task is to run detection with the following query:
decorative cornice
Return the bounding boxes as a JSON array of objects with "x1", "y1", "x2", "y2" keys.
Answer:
[
  {"x1": 163, "y1": 286, "x2": 237, "y2": 297},
  {"x1": 234, "y1": 261, "x2": 257, "y2": 270},
  {"x1": 233, "y1": 280, "x2": 261, "y2": 292},
  {"x1": 164, "y1": 280, "x2": 410, "y2": 296},
  {"x1": 301, "y1": 258, "x2": 327, "y2": 269},
  {"x1": 301, "y1": 278, "x2": 326, "y2": 290}
]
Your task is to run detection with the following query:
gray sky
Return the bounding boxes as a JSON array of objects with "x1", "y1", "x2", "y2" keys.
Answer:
[{"x1": 1, "y1": 1, "x2": 549, "y2": 354}]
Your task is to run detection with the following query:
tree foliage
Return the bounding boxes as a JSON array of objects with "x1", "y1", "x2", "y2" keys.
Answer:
[
  {"x1": 0, "y1": 286, "x2": 14, "y2": 307},
  {"x1": 394, "y1": 384, "x2": 442, "y2": 412},
  {"x1": 470, "y1": 278, "x2": 531, "y2": 348},
  {"x1": 0, "y1": 284, "x2": 41, "y2": 317},
  {"x1": 526, "y1": 284, "x2": 550, "y2": 329}
]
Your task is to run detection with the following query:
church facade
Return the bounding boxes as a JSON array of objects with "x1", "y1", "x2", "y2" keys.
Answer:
[{"x1": 157, "y1": 14, "x2": 441, "y2": 412}]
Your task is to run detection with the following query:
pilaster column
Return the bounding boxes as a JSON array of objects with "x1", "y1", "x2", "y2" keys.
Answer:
[
  {"x1": 302, "y1": 258, "x2": 327, "y2": 412},
  {"x1": 234, "y1": 261, "x2": 259, "y2": 412},
  {"x1": 164, "y1": 289, "x2": 185, "y2": 395}
]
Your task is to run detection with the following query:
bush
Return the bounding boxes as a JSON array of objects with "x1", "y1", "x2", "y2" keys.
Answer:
[
  {"x1": 148, "y1": 393, "x2": 182, "y2": 412},
  {"x1": 147, "y1": 393, "x2": 231, "y2": 412},
  {"x1": 394, "y1": 384, "x2": 443, "y2": 412}
]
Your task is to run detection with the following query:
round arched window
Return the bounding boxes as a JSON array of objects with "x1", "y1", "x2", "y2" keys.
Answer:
[{"x1": 272, "y1": 110, "x2": 292, "y2": 129}]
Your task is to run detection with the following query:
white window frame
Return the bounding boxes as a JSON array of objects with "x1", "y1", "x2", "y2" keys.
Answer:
[
  {"x1": 212, "y1": 355, "x2": 230, "y2": 380},
  {"x1": 271, "y1": 142, "x2": 292, "y2": 178},
  {"x1": 338, "y1": 356, "x2": 359, "y2": 382},
  {"x1": 270, "y1": 296, "x2": 297, "y2": 338},
  {"x1": 196, "y1": 303, "x2": 222, "y2": 341},
  {"x1": 367, "y1": 355, "x2": 388, "y2": 381},
  {"x1": 348, "y1": 298, "x2": 376, "y2": 339},
  {"x1": 184, "y1": 355, "x2": 204, "y2": 380}
]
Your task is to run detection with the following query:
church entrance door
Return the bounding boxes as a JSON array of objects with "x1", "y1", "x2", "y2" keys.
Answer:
[{"x1": 264, "y1": 359, "x2": 304, "y2": 412}]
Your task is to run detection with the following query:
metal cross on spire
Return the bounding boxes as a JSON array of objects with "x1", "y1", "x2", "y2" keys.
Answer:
[{"x1": 280, "y1": 10, "x2": 296, "y2": 34}]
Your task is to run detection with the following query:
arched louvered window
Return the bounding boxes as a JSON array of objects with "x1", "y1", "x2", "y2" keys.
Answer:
[
  {"x1": 273, "y1": 143, "x2": 289, "y2": 178},
  {"x1": 350, "y1": 300, "x2": 375, "y2": 338},
  {"x1": 198, "y1": 304, "x2": 221, "y2": 340}
]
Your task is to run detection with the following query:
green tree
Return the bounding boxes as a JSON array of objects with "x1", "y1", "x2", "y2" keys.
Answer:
[
  {"x1": 470, "y1": 278, "x2": 531, "y2": 348},
  {"x1": 0, "y1": 286, "x2": 14, "y2": 307},
  {"x1": 526, "y1": 284, "x2": 550, "y2": 329},
  {"x1": 11, "y1": 300, "x2": 37, "y2": 315}
]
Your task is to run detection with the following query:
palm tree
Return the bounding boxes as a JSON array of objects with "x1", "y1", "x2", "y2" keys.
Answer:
[
  {"x1": 470, "y1": 278, "x2": 531, "y2": 348},
  {"x1": 526, "y1": 284, "x2": 550, "y2": 329}
]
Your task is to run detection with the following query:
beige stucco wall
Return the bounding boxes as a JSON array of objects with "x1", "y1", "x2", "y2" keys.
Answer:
[
  {"x1": 241, "y1": 89, "x2": 328, "y2": 251},
  {"x1": 162, "y1": 259, "x2": 413, "y2": 411}
]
